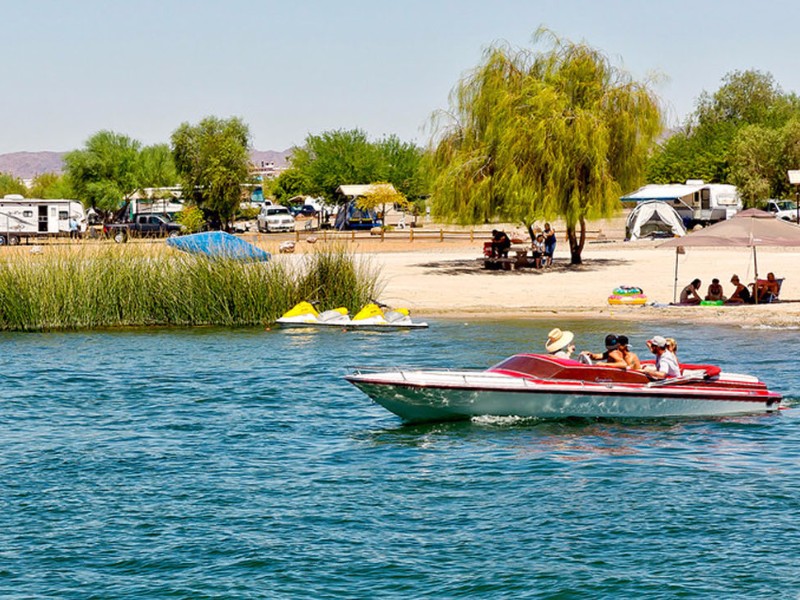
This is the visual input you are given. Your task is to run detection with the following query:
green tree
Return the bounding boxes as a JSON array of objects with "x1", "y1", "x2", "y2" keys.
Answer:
[
  {"x1": 64, "y1": 130, "x2": 142, "y2": 213},
  {"x1": 375, "y1": 135, "x2": 428, "y2": 200},
  {"x1": 174, "y1": 205, "x2": 206, "y2": 233},
  {"x1": 136, "y1": 144, "x2": 178, "y2": 189},
  {"x1": 648, "y1": 70, "x2": 800, "y2": 184},
  {"x1": 290, "y1": 129, "x2": 382, "y2": 202},
  {"x1": 171, "y1": 116, "x2": 251, "y2": 228},
  {"x1": 0, "y1": 173, "x2": 27, "y2": 197},
  {"x1": 428, "y1": 31, "x2": 661, "y2": 264},
  {"x1": 289, "y1": 129, "x2": 427, "y2": 205},
  {"x1": 28, "y1": 172, "x2": 74, "y2": 199},
  {"x1": 728, "y1": 125, "x2": 783, "y2": 207},
  {"x1": 271, "y1": 168, "x2": 311, "y2": 203}
]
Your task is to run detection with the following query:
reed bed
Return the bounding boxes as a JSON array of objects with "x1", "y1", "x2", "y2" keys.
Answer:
[{"x1": 0, "y1": 243, "x2": 381, "y2": 331}]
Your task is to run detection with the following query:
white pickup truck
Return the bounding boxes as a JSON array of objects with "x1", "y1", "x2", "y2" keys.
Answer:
[{"x1": 765, "y1": 199, "x2": 799, "y2": 222}]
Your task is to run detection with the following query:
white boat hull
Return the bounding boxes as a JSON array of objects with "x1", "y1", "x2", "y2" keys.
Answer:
[
  {"x1": 348, "y1": 370, "x2": 782, "y2": 423},
  {"x1": 276, "y1": 319, "x2": 428, "y2": 329}
]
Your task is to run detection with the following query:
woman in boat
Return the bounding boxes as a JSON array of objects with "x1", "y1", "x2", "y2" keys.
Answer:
[
  {"x1": 582, "y1": 334, "x2": 627, "y2": 368},
  {"x1": 545, "y1": 328, "x2": 575, "y2": 359},
  {"x1": 665, "y1": 337, "x2": 678, "y2": 358},
  {"x1": 617, "y1": 335, "x2": 641, "y2": 370}
]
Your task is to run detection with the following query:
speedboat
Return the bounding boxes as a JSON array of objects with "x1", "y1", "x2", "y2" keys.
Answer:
[
  {"x1": 346, "y1": 353, "x2": 782, "y2": 423},
  {"x1": 276, "y1": 302, "x2": 428, "y2": 329}
]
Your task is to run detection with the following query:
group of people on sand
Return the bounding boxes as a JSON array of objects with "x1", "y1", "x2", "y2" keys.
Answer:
[
  {"x1": 489, "y1": 223, "x2": 557, "y2": 268},
  {"x1": 680, "y1": 272, "x2": 780, "y2": 305},
  {"x1": 545, "y1": 328, "x2": 680, "y2": 379}
]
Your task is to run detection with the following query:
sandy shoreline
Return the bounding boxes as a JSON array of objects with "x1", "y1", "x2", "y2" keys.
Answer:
[{"x1": 348, "y1": 242, "x2": 800, "y2": 327}]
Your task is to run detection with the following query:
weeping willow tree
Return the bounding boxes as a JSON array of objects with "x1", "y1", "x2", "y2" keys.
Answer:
[{"x1": 428, "y1": 30, "x2": 662, "y2": 264}]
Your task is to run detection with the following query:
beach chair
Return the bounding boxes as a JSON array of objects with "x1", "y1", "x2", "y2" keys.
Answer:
[{"x1": 750, "y1": 277, "x2": 784, "y2": 303}]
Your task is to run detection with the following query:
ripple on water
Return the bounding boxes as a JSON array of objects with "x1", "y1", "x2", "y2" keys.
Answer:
[{"x1": 1, "y1": 321, "x2": 799, "y2": 597}]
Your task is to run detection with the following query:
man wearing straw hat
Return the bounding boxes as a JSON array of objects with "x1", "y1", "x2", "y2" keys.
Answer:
[{"x1": 545, "y1": 328, "x2": 575, "y2": 359}]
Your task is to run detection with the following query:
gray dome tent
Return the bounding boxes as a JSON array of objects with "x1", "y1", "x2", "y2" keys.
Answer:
[{"x1": 625, "y1": 200, "x2": 686, "y2": 241}]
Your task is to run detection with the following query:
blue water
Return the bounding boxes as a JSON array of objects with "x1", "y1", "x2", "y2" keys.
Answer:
[{"x1": 1, "y1": 320, "x2": 799, "y2": 598}]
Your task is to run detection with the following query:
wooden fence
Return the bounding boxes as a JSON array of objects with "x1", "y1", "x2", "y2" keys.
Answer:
[{"x1": 288, "y1": 228, "x2": 607, "y2": 244}]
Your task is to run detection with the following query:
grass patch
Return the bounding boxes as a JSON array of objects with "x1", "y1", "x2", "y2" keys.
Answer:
[{"x1": 0, "y1": 243, "x2": 382, "y2": 331}]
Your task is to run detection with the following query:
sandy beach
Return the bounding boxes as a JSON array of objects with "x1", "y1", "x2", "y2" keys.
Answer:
[{"x1": 309, "y1": 229, "x2": 800, "y2": 327}]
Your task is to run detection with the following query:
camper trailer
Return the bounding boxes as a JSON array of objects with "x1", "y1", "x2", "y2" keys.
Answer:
[
  {"x1": 620, "y1": 181, "x2": 741, "y2": 226},
  {"x1": 0, "y1": 195, "x2": 87, "y2": 245}
]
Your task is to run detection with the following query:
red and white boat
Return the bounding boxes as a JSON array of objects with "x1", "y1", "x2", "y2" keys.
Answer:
[{"x1": 346, "y1": 353, "x2": 783, "y2": 423}]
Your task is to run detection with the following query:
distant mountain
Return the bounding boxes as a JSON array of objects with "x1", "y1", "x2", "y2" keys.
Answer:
[
  {"x1": 0, "y1": 148, "x2": 292, "y2": 180},
  {"x1": 251, "y1": 149, "x2": 292, "y2": 169},
  {"x1": 0, "y1": 151, "x2": 66, "y2": 179}
]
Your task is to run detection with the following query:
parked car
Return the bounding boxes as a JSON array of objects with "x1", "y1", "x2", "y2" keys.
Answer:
[
  {"x1": 103, "y1": 214, "x2": 184, "y2": 243},
  {"x1": 290, "y1": 204, "x2": 319, "y2": 218},
  {"x1": 765, "y1": 199, "x2": 799, "y2": 222},
  {"x1": 257, "y1": 205, "x2": 296, "y2": 233}
]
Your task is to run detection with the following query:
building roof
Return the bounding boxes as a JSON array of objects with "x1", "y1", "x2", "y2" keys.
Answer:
[
  {"x1": 336, "y1": 183, "x2": 397, "y2": 197},
  {"x1": 620, "y1": 183, "x2": 702, "y2": 202}
]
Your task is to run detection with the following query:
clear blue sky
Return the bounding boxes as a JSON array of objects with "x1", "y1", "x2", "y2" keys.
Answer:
[{"x1": 3, "y1": 0, "x2": 800, "y2": 154}]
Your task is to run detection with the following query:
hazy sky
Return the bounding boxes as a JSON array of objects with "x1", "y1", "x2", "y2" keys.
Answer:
[{"x1": 3, "y1": 0, "x2": 800, "y2": 154}]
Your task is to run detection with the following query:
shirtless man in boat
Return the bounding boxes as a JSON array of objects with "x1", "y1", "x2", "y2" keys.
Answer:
[
  {"x1": 617, "y1": 335, "x2": 641, "y2": 370},
  {"x1": 645, "y1": 335, "x2": 681, "y2": 379},
  {"x1": 581, "y1": 334, "x2": 627, "y2": 368}
]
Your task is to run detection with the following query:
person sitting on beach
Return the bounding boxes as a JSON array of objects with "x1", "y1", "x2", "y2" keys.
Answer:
[
  {"x1": 581, "y1": 334, "x2": 627, "y2": 368},
  {"x1": 705, "y1": 278, "x2": 726, "y2": 302},
  {"x1": 756, "y1": 272, "x2": 781, "y2": 303},
  {"x1": 617, "y1": 335, "x2": 641, "y2": 370},
  {"x1": 545, "y1": 328, "x2": 575, "y2": 359},
  {"x1": 727, "y1": 275, "x2": 752, "y2": 304},
  {"x1": 490, "y1": 229, "x2": 511, "y2": 258},
  {"x1": 645, "y1": 335, "x2": 681, "y2": 379},
  {"x1": 680, "y1": 279, "x2": 702, "y2": 304}
]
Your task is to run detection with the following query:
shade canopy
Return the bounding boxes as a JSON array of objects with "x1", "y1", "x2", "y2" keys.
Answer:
[
  {"x1": 660, "y1": 209, "x2": 800, "y2": 248},
  {"x1": 660, "y1": 209, "x2": 800, "y2": 303}
]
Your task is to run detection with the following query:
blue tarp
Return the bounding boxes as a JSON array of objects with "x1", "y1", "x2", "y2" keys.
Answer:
[{"x1": 166, "y1": 231, "x2": 271, "y2": 262}]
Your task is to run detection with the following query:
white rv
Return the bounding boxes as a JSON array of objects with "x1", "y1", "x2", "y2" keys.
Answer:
[
  {"x1": 620, "y1": 181, "x2": 742, "y2": 226},
  {"x1": 0, "y1": 195, "x2": 87, "y2": 245}
]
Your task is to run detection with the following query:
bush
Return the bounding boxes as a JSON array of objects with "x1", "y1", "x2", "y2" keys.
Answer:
[{"x1": 175, "y1": 205, "x2": 206, "y2": 233}]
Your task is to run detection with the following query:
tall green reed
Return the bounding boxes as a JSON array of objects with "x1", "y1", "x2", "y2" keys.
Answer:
[{"x1": 0, "y1": 244, "x2": 381, "y2": 331}]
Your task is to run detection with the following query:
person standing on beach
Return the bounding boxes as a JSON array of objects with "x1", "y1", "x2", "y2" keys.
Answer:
[{"x1": 543, "y1": 223, "x2": 556, "y2": 267}]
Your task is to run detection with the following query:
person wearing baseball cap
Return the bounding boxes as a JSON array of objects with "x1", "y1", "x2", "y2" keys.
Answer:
[
  {"x1": 646, "y1": 335, "x2": 680, "y2": 378},
  {"x1": 581, "y1": 333, "x2": 627, "y2": 368},
  {"x1": 617, "y1": 335, "x2": 641, "y2": 370}
]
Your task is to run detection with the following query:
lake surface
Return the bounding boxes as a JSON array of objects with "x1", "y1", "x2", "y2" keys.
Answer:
[{"x1": 1, "y1": 319, "x2": 799, "y2": 598}]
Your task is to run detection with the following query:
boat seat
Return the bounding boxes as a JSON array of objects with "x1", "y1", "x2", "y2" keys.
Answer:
[{"x1": 490, "y1": 353, "x2": 651, "y2": 384}]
